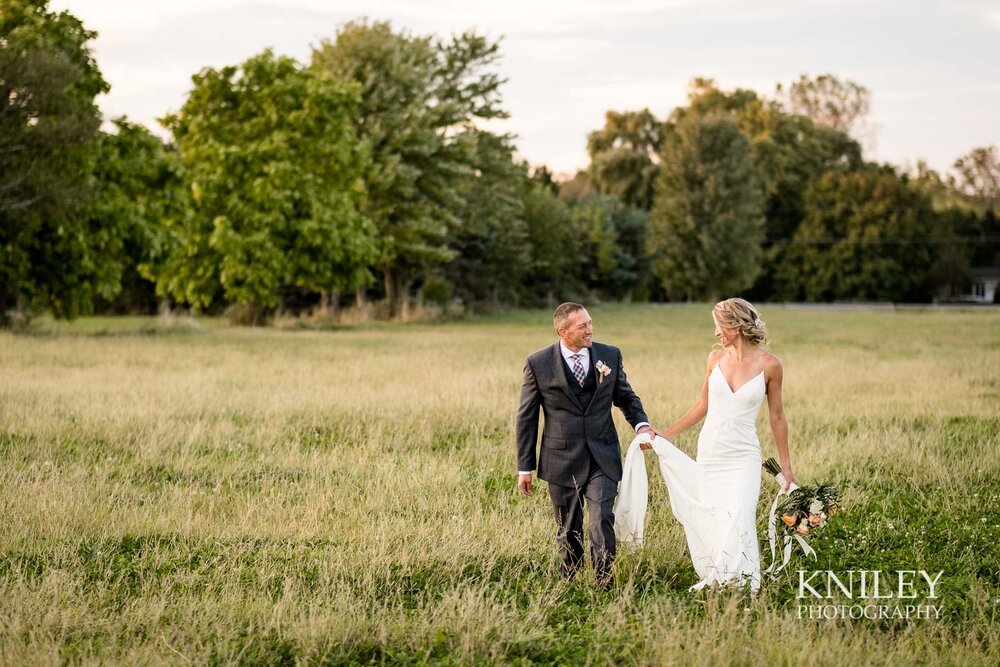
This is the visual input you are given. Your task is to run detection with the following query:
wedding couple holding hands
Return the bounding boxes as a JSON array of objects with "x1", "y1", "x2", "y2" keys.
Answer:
[{"x1": 515, "y1": 300, "x2": 797, "y2": 591}]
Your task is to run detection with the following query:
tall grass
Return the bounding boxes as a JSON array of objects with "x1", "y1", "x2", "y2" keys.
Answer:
[{"x1": 1, "y1": 304, "x2": 998, "y2": 664}]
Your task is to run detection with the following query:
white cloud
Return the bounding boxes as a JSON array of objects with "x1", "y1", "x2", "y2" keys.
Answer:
[
  {"x1": 954, "y1": 0, "x2": 1000, "y2": 31},
  {"x1": 51, "y1": 0, "x2": 1000, "y2": 173},
  {"x1": 988, "y1": 8, "x2": 1000, "y2": 29},
  {"x1": 879, "y1": 81, "x2": 1000, "y2": 101}
]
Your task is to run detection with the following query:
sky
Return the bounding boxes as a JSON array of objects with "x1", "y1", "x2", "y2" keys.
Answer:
[{"x1": 51, "y1": 0, "x2": 1000, "y2": 178}]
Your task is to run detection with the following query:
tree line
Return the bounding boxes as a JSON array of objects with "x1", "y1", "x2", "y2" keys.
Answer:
[{"x1": 2, "y1": 0, "x2": 998, "y2": 327}]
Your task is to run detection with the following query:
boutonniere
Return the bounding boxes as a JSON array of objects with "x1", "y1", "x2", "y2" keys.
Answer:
[{"x1": 595, "y1": 360, "x2": 611, "y2": 384}]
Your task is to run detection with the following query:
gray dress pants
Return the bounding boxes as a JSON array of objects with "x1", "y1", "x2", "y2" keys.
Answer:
[{"x1": 547, "y1": 454, "x2": 617, "y2": 584}]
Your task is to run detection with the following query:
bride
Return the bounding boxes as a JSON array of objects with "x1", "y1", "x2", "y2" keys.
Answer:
[{"x1": 635, "y1": 298, "x2": 798, "y2": 592}]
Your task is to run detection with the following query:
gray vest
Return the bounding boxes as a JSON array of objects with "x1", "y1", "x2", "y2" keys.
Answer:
[{"x1": 560, "y1": 352, "x2": 597, "y2": 411}]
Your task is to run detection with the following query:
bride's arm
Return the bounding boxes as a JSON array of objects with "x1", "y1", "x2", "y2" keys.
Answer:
[
  {"x1": 662, "y1": 374, "x2": 709, "y2": 440},
  {"x1": 765, "y1": 356, "x2": 798, "y2": 489}
]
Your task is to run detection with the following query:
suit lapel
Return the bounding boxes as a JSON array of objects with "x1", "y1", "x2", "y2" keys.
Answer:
[
  {"x1": 551, "y1": 343, "x2": 585, "y2": 412},
  {"x1": 584, "y1": 343, "x2": 611, "y2": 414}
]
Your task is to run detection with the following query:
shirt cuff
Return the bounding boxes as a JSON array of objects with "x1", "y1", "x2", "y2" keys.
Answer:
[
  {"x1": 517, "y1": 471, "x2": 533, "y2": 475},
  {"x1": 634, "y1": 422, "x2": 650, "y2": 432}
]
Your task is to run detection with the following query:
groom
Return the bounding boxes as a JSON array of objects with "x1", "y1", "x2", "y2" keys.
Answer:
[{"x1": 515, "y1": 302, "x2": 653, "y2": 586}]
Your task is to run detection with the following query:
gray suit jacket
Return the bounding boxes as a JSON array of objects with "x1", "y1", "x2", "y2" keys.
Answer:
[{"x1": 515, "y1": 341, "x2": 648, "y2": 486}]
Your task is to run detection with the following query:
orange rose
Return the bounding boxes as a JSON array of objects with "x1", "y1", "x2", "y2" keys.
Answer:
[
  {"x1": 809, "y1": 514, "x2": 822, "y2": 526},
  {"x1": 781, "y1": 513, "x2": 798, "y2": 527}
]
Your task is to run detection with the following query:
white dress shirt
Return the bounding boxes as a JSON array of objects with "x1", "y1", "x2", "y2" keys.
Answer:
[
  {"x1": 559, "y1": 340, "x2": 590, "y2": 376},
  {"x1": 518, "y1": 342, "x2": 649, "y2": 476}
]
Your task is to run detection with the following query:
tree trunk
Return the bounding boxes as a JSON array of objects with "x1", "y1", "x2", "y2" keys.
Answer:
[
  {"x1": 383, "y1": 269, "x2": 412, "y2": 321},
  {"x1": 275, "y1": 294, "x2": 285, "y2": 323},
  {"x1": 355, "y1": 286, "x2": 368, "y2": 320},
  {"x1": 329, "y1": 290, "x2": 339, "y2": 318},
  {"x1": 399, "y1": 277, "x2": 412, "y2": 322},
  {"x1": 318, "y1": 290, "x2": 339, "y2": 319},
  {"x1": 0, "y1": 280, "x2": 8, "y2": 327},
  {"x1": 318, "y1": 290, "x2": 330, "y2": 317},
  {"x1": 4, "y1": 291, "x2": 29, "y2": 329},
  {"x1": 158, "y1": 298, "x2": 172, "y2": 322},
  {"x1": 383, "y1": 270, "x2": 396, "y2": 319}
]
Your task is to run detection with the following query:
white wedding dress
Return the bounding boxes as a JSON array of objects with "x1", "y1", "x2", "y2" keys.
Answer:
[{"x1": 615, "y1": 362, "x2": 765, "y2": 592}]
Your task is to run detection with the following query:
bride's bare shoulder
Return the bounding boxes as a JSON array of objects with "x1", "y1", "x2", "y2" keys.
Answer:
[
  {"x1": 762, "y1": 351, "x2": 783, "y2": 376},
  {"x1": 706, "y1": 348, "x2": 723, "y2": 369}
]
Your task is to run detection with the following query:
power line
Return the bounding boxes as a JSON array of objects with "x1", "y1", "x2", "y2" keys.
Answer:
[{"x1": 767, "y1": 236, "x2": 1000, "y2": 246}]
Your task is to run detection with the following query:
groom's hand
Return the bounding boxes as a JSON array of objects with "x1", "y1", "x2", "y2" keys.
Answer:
[
  {"x1": 637, "y1": 424, "x2": 657, "y2": 450},
  {"x1": 517, "y1": 473, "x2": 533, "y2": 496}
]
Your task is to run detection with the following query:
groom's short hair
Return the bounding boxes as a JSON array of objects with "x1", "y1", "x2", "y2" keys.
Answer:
[{"x1": 553, "y1": 302, "x2": 585, "y2": 332}]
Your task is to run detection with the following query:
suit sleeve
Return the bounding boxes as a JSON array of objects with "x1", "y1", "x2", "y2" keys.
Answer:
[
  {"x1": 515, "y1": 359, "x2": 541, "y2": 473},
  {"x1": 611, "y1": 349, "x2": 649, "y2": 429}
]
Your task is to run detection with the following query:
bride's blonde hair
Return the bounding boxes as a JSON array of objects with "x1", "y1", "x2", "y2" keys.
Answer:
[{"x1": 713, "y1": 298, "x2": 768, "y2": 346}]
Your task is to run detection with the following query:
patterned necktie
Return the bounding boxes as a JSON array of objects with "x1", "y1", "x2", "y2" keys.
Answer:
[{"x1": 570, "y1": 353, "x2": 586, "y2": 387}]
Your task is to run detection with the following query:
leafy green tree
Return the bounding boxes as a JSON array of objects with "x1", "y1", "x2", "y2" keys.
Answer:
[
  {"x1": 778, "y1": 167, "x2": 939, "y2": 302},
  {"x1": 87, "y1": 118, "x2": 186, "y2": 313},
  {"x1": 778, "y1": 73, "x2": 871, "y2": 139},
  {"x1": 908, "y1": 160, "x2": 970, "y2": 211},
  {"x1": 0, "y1": 0, "x2": 110, "y2": 323},
  {"x1": 570, "y1": 194, "x2": 651, "y2": 301},
  {"x1": 667, "y1": 79, "x2": 862, "y2": 299},
  {"x1": 520, "y1": 182, "x2": 583, "y2": 306},
  {"x1": 929, "y1": 207, "x2": 975, "y2": 300},
  {"x1": 755, "y1": 114, "x2": 863, "y2": 299},
  {"x1": 442, "y1": 130, "x2": 529, "y2": 308},
  {"x1": 529, "y1": 165, "x2": 559, "y2": 196},
  {"x1": 156, "y1": 50, "x2": 375, "y2": 317},
  {"x1": 587, "y1": 109, "x2": 662, "y2": 210},
  {"x1": 907, "y1": 160, "x2": 996, "y2": 298},
  {"x1": 312, "y1": 20, "x2": 507, "y2": 319},
  {"x1": 948, "y1": 148, "x2": 1000, "y2": 270},
  {"x1": 669, "y1": 78, "x2": 767, "y2": 133},
  {"x1": 650, "y1": 114, "x2": 765, "y2": 301},
  {"x1": 558, "y1": 170, "x2": 594, "y2": 203},
  {"x1": 953, "y1": 145, "x2": 1000, "y2": 215}
]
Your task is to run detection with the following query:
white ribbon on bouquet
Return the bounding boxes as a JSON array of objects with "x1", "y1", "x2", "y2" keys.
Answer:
[{"x1": 763, "y1": 473, "x2": 816, "y2": 575}]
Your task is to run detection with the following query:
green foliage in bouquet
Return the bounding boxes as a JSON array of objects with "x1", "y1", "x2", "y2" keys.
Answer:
[{"x1": 763, "y1": 457, "x2": 841, "y2": 537}]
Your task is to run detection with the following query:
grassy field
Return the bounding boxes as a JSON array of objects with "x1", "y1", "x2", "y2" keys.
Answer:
[{"x1": 1, "y1": 304, "x2": 998, "y2": 665}]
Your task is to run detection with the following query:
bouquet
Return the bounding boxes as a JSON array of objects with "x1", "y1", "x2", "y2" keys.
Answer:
[{"x1": 761, "y1": 457, "x2": 841, "y2": 575}]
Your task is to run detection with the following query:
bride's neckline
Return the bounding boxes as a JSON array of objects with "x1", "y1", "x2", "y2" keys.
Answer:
[{"x1": 713, "y1": 362, "x2": 765, "y2": 394}]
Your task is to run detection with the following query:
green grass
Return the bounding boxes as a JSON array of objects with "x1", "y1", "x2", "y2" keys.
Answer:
[{"x1": 1, "y1": 304, "x2": 998, "y2": 665}]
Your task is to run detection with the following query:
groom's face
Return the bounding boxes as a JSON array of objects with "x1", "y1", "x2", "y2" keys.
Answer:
[{"x1": 559, "y1": 308, "x2": 593, "y2": 351}]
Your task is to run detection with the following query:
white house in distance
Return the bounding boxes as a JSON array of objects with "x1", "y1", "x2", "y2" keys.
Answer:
[{"x1": 967, "y1": 266, "x2": 1000, "y2": 303}]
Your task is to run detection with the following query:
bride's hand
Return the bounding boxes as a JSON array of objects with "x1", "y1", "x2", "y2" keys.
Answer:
[{"x1": 781, "y1": 469, "x2": 799, "y2": 492}]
